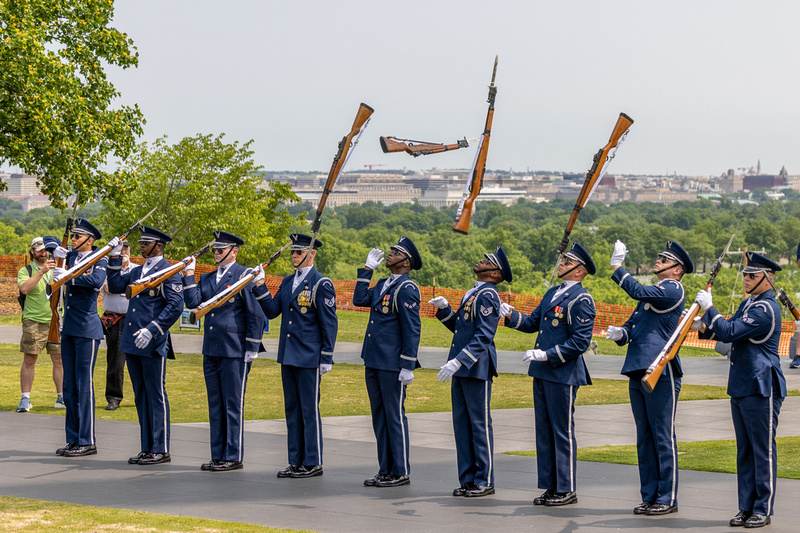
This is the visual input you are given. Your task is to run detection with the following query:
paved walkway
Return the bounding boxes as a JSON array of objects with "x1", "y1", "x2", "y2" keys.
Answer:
[{"x1": 2, "y1": 325, "x2": 800, "y2": 531}]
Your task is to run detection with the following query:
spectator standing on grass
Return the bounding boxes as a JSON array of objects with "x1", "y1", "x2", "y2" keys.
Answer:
[{"x1": 101, "y1": 241, "x2": 131, "y2": 411}]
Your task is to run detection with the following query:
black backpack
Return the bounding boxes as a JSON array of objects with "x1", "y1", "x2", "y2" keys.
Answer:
[{"x1": 18, "y1": 264, "x2": 33, "y2": 310}]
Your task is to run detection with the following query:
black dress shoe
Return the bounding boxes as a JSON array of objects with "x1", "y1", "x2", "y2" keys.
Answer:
[
  {"x1": 210, "y1": 460, "x2": 243, "y2": 472},
  {"x1": 634, "y1": 501, "x2": 654, "y2": 515},
  {"x1": 545, "y1": 492, "x2": 578, "y2": 506},
  {"x1": 290, "y1": 465, "x2": 323, "y2": 478},
  {"x1": 201, "y1": 460, "x2": 221, "y2": 471},
  {"x1": 277, "y1": 465, "x2": 301, "y2": 478},
  {"x1": 376, "y1": 475, "x2": 410, "y2": 487},
  {"x1": 744, "y1": 514, "x2": 770, "y2": 528},
  {"x1": 646, "y1": 503, "x2": 678, "y2": 516},
  {"x1": 105, "y1": 401, "x2": 120, "y2": 411},
  {"x1": 364, "y1": 473, "x2": 390, "y2": 486},
  {"x1": 453, "y1": 483, "x2": 476, "y2": 497},
  {"x1": 56, "y1": 443, "x2": 77, "y2": 456},
  {"x1": 730, "y1": 510, "x2": 752, "y2": 527},
  {"x1": 465, "y1": 485, "x2": 495, "y2": 497},
  {"x1": 138, "y1": 452, "x2": 171, "y2": 465},
  {"x1": 534, "y1": 489, "x2": 555, "y2": 506},
  {"x1": 63, "y1": 444, "x2": 97, "y2": 457},
  {"x1": 128, "y1": 451, "x2": 148, "y2": 464}
]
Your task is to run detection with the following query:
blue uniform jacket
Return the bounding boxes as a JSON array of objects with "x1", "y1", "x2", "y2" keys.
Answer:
[
  {"x1": 62, "y1": 249, "x2": 106, "y2": 340},
  {"x1": 107, "y1": 256, "x2": 184, "y2": 359},
  {"x1": 254, "y1": 266, "x2": 338, "y2": 368},
  {"x1": 183, "y1": 262, "x2": 264, "y2": 358},
  {"x1": 352, "y1": 268, "x2": 421, "y2": 371},
  {"x1": 435, "y1": 283, "x2": 500, "y2": 381},
  {"x1": 611, "y1": 267, "x2": 685, "y2": 377},
  {"x1": 504, "y1": 283, "x2": 594, "y2": 386},
  {"x1": 699, "y1": 290, "x2": 787, "y2": 399}
]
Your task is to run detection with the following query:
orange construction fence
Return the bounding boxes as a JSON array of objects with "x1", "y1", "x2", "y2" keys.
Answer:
[{"x1": 2, "y1": 254, "x2": 796, "y2": 355}]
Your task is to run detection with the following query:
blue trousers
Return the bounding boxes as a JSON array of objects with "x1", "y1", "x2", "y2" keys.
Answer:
[
  {"x1": 533, "y1": 378, "x2": 578, "y2": 493},
  {"x1": 281, "y1": 364, "x2": 322, "y2": 467},
  {"x1": 365, "y1": 367, "x2": 410, "y2": 476},
  {"x1": 127, "y1": 353, "x2": 170, "y2": 454},
  {"x1": 629, "y1": 366, "x2": 680, "y2": 506},
  {"x1": 451, "y1": 376, "x2": 494, "y2": 487},
  {"x1": 61, "y1": 334, "x2": 99, "y2": 446},
  {"x1": 731, "y1": 392, "x2": 783, "y2": 515},
  {"x1": 204, "y1": 356, "x2": 250, "y2": 462}
]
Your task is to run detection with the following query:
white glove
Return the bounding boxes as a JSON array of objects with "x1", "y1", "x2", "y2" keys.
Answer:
[
  {"x1": 611, "y1": 240, "x2": 628, "y2": 267},
  {"x1": 795, "y1": 320, "x2": 800, "y2": 330},
  {"x1": 398, "y1": 368, "x2": 414, "y2": 386},
  {"x1": 108, "y1": 237, "x2": 122, "y2": 256},
  {"x1": 523, "y1": 349, "x2": 548, "y2": 363},
  {"x1": 606, "y1": 326, "x2": 624, "y2": 341},
  {"x1": 437, "y1": 358, "x2": 462, "y2": 383},
  {"x1": 499, "y1": 302, "x2": 514, "y2": 318},
  {"x1": 691, "y1": 316, "x2": 703, "y2": 330},
  {"x1": 252, "y1": 264, "x2": 265, "y2": 284},
  {"x1": 133, "y1": 328, "x2": 153, "y2": 349},
  {"x1": 428, "y1": 296, "x2": 449, "y2": 309},
  {"x1": 244, "y1": 351, "x2": 258, "y2": 363},
  {"x1": 695, "y1": 289, "x2": 713, "y2": 311},
  {"x1": 320, "y1": 363, "x2": 332, "y2": 375},
  {"x1": 53, "y1": 246, "x2": 68, "y2": 259},
  {"x1": 365, "y1": 248, "x2": 385, "y2": 270},
  {"x1": 183, "y1": 256, "x2": 196, "y2": 275},
  {"x1": 52, "y1": 267, "x2": 67, "y2": 282}
]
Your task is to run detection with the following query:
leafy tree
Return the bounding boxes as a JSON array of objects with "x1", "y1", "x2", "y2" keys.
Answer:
[
  {"x1": 0, "y1": 0, "x2": 145, "y2": 208},
  {"x1": 96, "y1": 134, "x2": 301, "y2": 266}
]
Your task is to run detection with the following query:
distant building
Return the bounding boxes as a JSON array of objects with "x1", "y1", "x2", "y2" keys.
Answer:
[{"x1": 3, "y1": 173, "x2": 42, "y2": 195}]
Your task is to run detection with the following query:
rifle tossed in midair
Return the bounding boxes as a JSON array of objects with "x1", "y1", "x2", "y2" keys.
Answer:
[
  {"x1": 125, "y1": 240, "x2": 214, "y2": 299},
  {"x1": 453, "y1": 55, "x2": 498, "y2": 235},
  {"x1": 641, "y1": 234, "x2": 735, "y2": 393},
  {"x1": 548, "y1": 113, "x2": 633, "y2": 287},
  {"x1": 46, "y1": 207, "x2": 157, "y2": 297},
  {"x1": 379, "y1": 136, "x2": 477, "y2": 157}
]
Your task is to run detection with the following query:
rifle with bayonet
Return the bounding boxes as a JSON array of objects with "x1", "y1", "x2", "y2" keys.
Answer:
[
  {"x1": 125, "y1": 240, "x2": 214, "y2": 299},
  {"x1": 642, "y1": 234, "x2": 735, "y2": 393},
  {"x1": 47, "y1": 201, "x2": 79, "y2": 343},
  {"x1": 453, "y1": 55, "x2": 498, "y2": 235},
  {"x1": 46, "y1": 207, "x2": 157, "y2": 297},
  {"x1": 380, "y1": 136, "x2": 477, "y2": 157},
  {"x1": 548, "y1": 113, "x2": 634, "y2": 287},
  {"x1": 189, "y1": 242, "x2": 291, "y2": 324}
]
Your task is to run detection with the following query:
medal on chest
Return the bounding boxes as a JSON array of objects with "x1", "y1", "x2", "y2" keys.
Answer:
[
  {"x1": 463, "y1": 294, "x2": 477, "y2": 321},
  {"x1": 297, "y1": 287, "x2": 311, "y2": 314},
  {"x1": 381, "y1": 292, "x2": 391, "y2": 314},
  {"x1": 552, "y1": 305, "x2": 564, "y2": 326}
]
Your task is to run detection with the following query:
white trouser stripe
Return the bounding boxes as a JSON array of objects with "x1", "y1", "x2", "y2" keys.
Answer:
[
  {"x1": 485, "y1": 381, "x2": 492, "y2": 485},
  {"x1": 399, "y1": 383, "x2": 408, "y2": 476},
  {"x1": 238, "y1": 360, "x2": 248, "y2": 461},
  {"x1": 768, "y1": 389, "x2": 775, "y2": 515},
  {"x1": 160, "y1": 356, "x2": 168, "y2": 453},
  {"x1": 569, "y1": 384, "x2": 575, "y2": 491},
  {"x1": 668, "y1": 364, "x2": 678, "y2": 505},
  {"x1": 315, "y1": 368, "x2": 322, "y2": 464},
  {"x1": 89, "y1": 339, "x2": 97, "y2": 445}
]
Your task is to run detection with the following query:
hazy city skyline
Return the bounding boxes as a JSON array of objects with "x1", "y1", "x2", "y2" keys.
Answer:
[{"x1": 104, "y1": 1, "x2": 800, "y2": 178}]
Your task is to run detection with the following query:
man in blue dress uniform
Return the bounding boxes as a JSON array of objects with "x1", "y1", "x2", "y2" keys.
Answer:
[
  {"x1": 51, "y1": 219, "x2": 107, "y2": 457},
  {"x1": 499, "y1": 243, "x2": 596, "y2": 507},
  {"x1": 353, "y1": 236, "x2": 422, "y2": 488},
  {"x1": 254, "y1": 233, "x2": 338, "y2": 478},
  {"x1": 107, "y1": 226, "x2": 184, "y2": 465},
  {"x1": 429, "y1": 246, "x2": 511, "y2": 498},
  {"x1": 695, "y1": 252, "x2": 786, "y2": 528},
  {"x1": 606, "y1": 240, "x2": 693, "y2": 516},
  {"x1": 183, "y1": 231, "x2": 265, "y2": 472}
]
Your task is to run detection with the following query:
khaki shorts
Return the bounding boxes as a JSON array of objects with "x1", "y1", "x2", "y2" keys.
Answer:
[{"x1": 20, "y1": 319, "x2": 61, "y2": 355}]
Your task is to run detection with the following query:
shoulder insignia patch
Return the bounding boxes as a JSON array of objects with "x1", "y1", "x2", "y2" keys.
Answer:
[
  {"x1": 576, "y1": 315, "x2": 592, "y2": 324},
  {"x1": 404, "y1": 301, "x2": 418, "y2": 309},
  {"x1": 324, "y1": 297, "x2": 336, "y2": 308},
  {"x1": 480, "y1": 305, "x2": 494, "y2": 317},
  {"x1": 742, "y1": 316, "x2": 754, "y2": 324},
  {"x1": 172, "y1": 283, "x2": 183, "y2": 293}
]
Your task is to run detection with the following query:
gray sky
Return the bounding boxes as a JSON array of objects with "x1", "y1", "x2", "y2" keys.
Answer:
[{"x1": 109, "y1": 0, "x2": 800, "y2": 177}]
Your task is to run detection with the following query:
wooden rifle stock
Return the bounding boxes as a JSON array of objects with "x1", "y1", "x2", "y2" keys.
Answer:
[
  {"x1": 47, "y1": 204, "x2": 78, "y2": 343},
  {"x1": 189, "y1": 242, "x2": 290, "y2": 324},
  {"x1": 764, "y1": 275, "x2": 800, "y2": 320},
  {"x1": 310, "y1": 103, "x2": 374, "y2": 235},
  {"x1": 380, "y1": 136, "x2": 473, "y2": 157},
  {"x1": 642, "y1": 234, "x2": 735, "y2": 393},
  {"x1": 548, "y1": 112, "x2": 634, "y2": 286},
  {"x1": 126, "y1": 241, "x2": 214, "y2": 299},
  {"x1": 454, "y1": 56, "x2": 498, "y2": 235}
]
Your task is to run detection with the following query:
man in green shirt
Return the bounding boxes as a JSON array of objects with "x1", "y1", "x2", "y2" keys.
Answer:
[{"x1": 17, "y1": 237, "x2": 64, "y2": 412}]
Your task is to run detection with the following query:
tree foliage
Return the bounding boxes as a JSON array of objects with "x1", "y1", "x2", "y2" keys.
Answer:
[
  {"x1": 0, "y1": 0, "x2": 144, "y2": 208},
  {"x1": 96, "y1": 134, "x2": 302, "y2": 266}
]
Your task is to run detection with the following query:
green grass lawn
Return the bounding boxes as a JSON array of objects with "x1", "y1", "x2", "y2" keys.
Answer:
[
  {"x1": 507, "y1": 437, "x2": 800, "y2": 480},
  {"x1": 0, "y1": 496, "x2": 304, "y2": 533}
]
